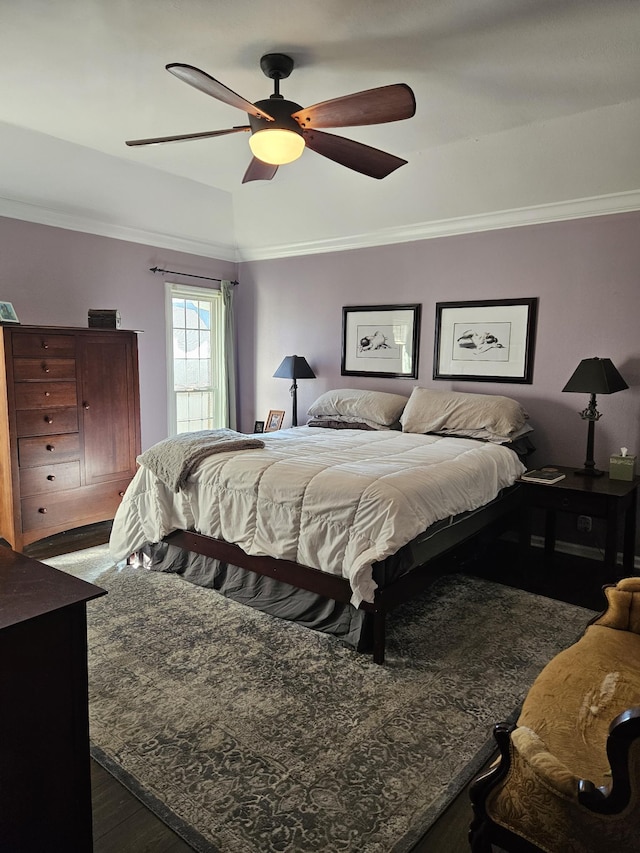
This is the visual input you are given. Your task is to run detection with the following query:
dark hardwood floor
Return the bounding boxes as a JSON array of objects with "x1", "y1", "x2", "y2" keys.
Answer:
[{"x1": 13, "y1": 522, "x2": 614, "y2": 852}]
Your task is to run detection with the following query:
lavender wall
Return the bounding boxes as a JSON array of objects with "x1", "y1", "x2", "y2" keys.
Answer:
[
  {"x1": 237, "y1": 211, "x2": 640, "y2": 478},
  {"x1": 0, "y1": 216, "x2": 237, "y2": 449},
  {"x1": 2, "y1": 210, "x2": 639, "y2": 555}
]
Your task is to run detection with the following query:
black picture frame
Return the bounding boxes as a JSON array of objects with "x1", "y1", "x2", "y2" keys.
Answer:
[
  {"x1": 433, "y1": 297, "x2": 537, "y2": 383},
  {"x1": 253, "y1": 420, "x2": 265, "y2": 434},
  {"x1": 341, "y1": 304, "x2": 421, "y2": 379}
]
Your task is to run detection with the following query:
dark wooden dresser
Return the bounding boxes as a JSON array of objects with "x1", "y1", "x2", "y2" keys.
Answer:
[
  {"x1": 0, "y1": 325, "x2": 141, "y2": 551},
  {"x1": 0, "y1": 545, "x2": 106, "y2": 851}
]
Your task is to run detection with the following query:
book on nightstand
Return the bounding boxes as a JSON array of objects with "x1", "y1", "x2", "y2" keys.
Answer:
[{"x1": 520, "y1": 468, "x2": 566, "y2": 485}]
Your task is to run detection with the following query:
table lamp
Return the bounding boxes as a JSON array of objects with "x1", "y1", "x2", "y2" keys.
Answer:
[
  {"x1": 273, "y1": 355, "x2": 316, "y2": 427},
  {"x1": 562, "y1": 357, "x2": 628, "y2": 476}
]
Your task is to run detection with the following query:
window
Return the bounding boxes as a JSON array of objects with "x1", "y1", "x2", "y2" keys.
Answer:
[{"x1": 166, "y1": 283, "x2": 225, "y2": 434}]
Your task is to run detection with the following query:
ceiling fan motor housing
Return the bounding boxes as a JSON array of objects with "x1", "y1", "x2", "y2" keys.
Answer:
[{"x1": 249, "y1": 97, "x2": 304, "y2": 136}]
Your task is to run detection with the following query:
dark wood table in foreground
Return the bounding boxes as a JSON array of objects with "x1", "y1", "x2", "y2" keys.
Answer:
[{"x1": 0, "y1": 545, "x2": 106, "y2": 852}]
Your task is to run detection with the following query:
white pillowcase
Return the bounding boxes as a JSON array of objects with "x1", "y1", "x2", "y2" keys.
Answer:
[
  {"x1": 307, "y1": 389, "x2": 409, "y2": 428},
  {"x1": 400, "y1": 387, "x2": 528, "y2": 440}
]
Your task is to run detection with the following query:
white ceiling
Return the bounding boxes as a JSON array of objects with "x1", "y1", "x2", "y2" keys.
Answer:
[{"x1": 2, "y1": 0, "x2": 639, "y2": 260}]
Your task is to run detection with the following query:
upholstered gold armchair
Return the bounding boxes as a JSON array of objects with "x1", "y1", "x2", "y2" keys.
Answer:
[{"x1": 469, "y1": 577, "x2": 640, "y2": 853}]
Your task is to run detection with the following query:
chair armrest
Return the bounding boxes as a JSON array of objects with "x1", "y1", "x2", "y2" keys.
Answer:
[
  {"x1": 510, "y1": 725, "x2": 580, "y2": 798},
  {"x1": 578, "y1": 706, "x2": 640, "y2": 814}
]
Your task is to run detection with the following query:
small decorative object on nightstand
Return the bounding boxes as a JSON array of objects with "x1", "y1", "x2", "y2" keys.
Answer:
[
  {"x1": 520, "y1": 467, "x2": 566, "y2": 485},
  {"x1": 562, "y1": 356, "x2": 628, "y2": 477},
  {"x1": 610, "y1": 447, "x2": 637, "y2": 481}
]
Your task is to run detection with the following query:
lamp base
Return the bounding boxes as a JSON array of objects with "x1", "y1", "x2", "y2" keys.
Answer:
[{"x1": 574, "y1": 467, "x2": 604, "y2": 477}]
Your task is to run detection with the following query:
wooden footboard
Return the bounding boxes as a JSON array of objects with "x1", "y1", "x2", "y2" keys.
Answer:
[
  {"x1": 165, "y1": 529, "x2": 390, "y2": 663},
  {"x1": 164, "y1": 529, "x2": 462, "y2": 664}
]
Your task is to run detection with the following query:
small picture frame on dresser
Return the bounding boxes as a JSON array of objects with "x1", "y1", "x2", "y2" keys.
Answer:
[{"x1": 0, "y1": 301, "x2": 20, "y2": 324}]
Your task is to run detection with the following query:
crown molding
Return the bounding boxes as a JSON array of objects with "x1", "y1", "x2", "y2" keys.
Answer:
[
  {"x1": 1, "y1": 189, "x2": 639, "y2": 265},
  {"x1": 0, "y1": 195, "x2": 238, "y2": 263},
  {"x1": 236, "y1": 189, "x2": 640, "y2": 261}
]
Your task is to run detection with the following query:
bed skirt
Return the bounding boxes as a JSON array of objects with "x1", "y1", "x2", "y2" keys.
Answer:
[{"x1": 133, "y1": 484, "x2": 523, "y2": 654}]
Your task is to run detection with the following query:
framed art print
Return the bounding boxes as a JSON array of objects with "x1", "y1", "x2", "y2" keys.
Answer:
[
  {"x1": 0, "y1": 301, "x2": 20, "y2": 324},
  {"x1": 433, "y1": 297, "x2": 537, "y2": 383},
  {"x1": 341, "y1": 304, "x2": 421, "y2": 379}
]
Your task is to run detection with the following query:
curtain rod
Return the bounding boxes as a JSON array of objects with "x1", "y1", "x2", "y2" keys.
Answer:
[{"x1": 149, "y1": 266, "x2": 238, "y2": 285}]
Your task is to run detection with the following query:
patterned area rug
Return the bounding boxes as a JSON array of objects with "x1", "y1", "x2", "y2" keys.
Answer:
[{"x1": 46, "y1": 546, "x2": 595, "y2": 853}]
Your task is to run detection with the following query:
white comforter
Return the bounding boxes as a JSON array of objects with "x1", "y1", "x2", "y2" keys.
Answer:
[{"x1": 109, "y1": 427, "x2": 525, "y2": 606}]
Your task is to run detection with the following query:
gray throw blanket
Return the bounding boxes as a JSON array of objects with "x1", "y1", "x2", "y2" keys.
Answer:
[{"x1": 137, "y1": 429, "x2": 265, "y2": 492}]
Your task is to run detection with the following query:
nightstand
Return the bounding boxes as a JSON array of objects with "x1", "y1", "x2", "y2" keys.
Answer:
[{"x1": 519, "y1": 466, "x2": 639, "y2": 578}]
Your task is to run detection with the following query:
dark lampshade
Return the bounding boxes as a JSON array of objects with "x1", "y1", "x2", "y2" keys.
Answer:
[
  {"x1": 562, "y1": 357, "x2": 628, "y2": 395},
  {"x1": 562, "y1": 357, "x2": 628, "y2": 477},
  {"x1": 273, "y1": 355, "x2": 316, "y2": 381},
  {"x1": 273, "y1": 355, "x2": 316, "y2": 427}
]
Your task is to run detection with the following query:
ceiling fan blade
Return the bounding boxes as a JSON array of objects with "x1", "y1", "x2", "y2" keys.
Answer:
[
  {"x1": 242, "y1": 157, "x2": 279, "y2": 184},
  {"x1": 126, "y1": 127, "x2": 250, "y2": 147},
  {"x1": 302, "y1": 129, "x2": 407, "y2": 179},
  {"x1": 166, "y1": 63, "x2": 274, "y2": 121},
  {"x1": 292, "y1": 84, "x2": 415, "y2": 129}
]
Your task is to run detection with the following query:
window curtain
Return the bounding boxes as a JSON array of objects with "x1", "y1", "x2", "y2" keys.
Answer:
[{"x1": 221, "y1": 280, "x2": 237, "y2": 430}]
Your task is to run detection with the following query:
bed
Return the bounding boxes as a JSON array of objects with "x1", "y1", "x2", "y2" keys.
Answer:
[{"x1": 110, "y1": 387, "x2": 533, "y2": 663}]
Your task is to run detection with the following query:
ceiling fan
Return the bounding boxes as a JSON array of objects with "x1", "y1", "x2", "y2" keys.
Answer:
[{"x1": 125, "y1": 53, "x2": 416, "y2": 184}]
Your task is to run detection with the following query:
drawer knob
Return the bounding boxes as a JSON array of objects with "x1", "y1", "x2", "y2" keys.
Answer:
[
  {"x1": 83, "y1": 402, "x2": 90, "y2": 410},
  {"x1": 561, "y1": 497, "x2": 570, "y2": 507},
  {"x1": 41, "y1": 341, "x2": 49, "y2": 350},
  {"x1": 44, "y1": 416, "x2": 53, "y2": 424},
  {"x1": 46, "y1": 444, "x2": 55, "y2": 452},
  {"x1": 47, "y1": 475, "x2": 56, "y2": 481},
  {"x1": 38, "y1": 507, "x2": 47, "y2": 514},
  {"x1": 42, "y1": 364, "x2": 50, "y2": 373}
]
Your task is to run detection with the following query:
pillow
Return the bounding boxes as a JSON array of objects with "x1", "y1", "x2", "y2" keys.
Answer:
[
  {"x1": 307, "y1": 417, "x2": 376, "y2": 431},
  {"x1": 400, "y1": 387, "x2": 528, "y2": 438},
  {"x1": 431, "y1": 422, "x2": 534, "y2": 444},
  {"x1": 307, "y1": 389, "x2": 409, "y2": 428}
]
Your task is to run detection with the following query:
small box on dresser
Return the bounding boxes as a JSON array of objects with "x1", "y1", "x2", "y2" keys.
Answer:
[{"x1": 88, "y1": 308, "x2": 121, "y2": 328}]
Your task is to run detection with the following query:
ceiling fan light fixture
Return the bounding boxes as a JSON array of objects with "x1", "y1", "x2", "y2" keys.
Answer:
[{"x1": 249, "y1": 127, "x2": 305, "y2": 165}]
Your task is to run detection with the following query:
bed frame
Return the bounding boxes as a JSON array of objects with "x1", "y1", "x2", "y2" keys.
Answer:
[{"x1": 164, "y1": 492, "x2": 522, "y2": 664}]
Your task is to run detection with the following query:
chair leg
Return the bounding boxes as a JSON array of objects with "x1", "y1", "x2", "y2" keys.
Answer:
[{"x1": 469, "y1": 723, "x2": 515, "y2": 851}]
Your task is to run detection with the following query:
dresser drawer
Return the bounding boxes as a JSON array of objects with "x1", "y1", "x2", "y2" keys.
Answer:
[
  {"x1": 20, "y1": 461, "x2": 81, "y2": 497},
  {"x1": 14, "y1": 381, "x2": 77, "y2": 410},
  {"x1": 21, "y1": 479, "x2": 131, "y2": 533},
  {"x1": 13, "y1": 357, "x2": 76, "y2": 382},
  {"x1": 18, "y1": 434, "x2": 81, "y2": 468},
  {"x1": 12, "y1": 333, "x2": 76, "y2": 358},
  {"x1": 16, "y1": 407, "x2": 79, "y2": 437}
]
